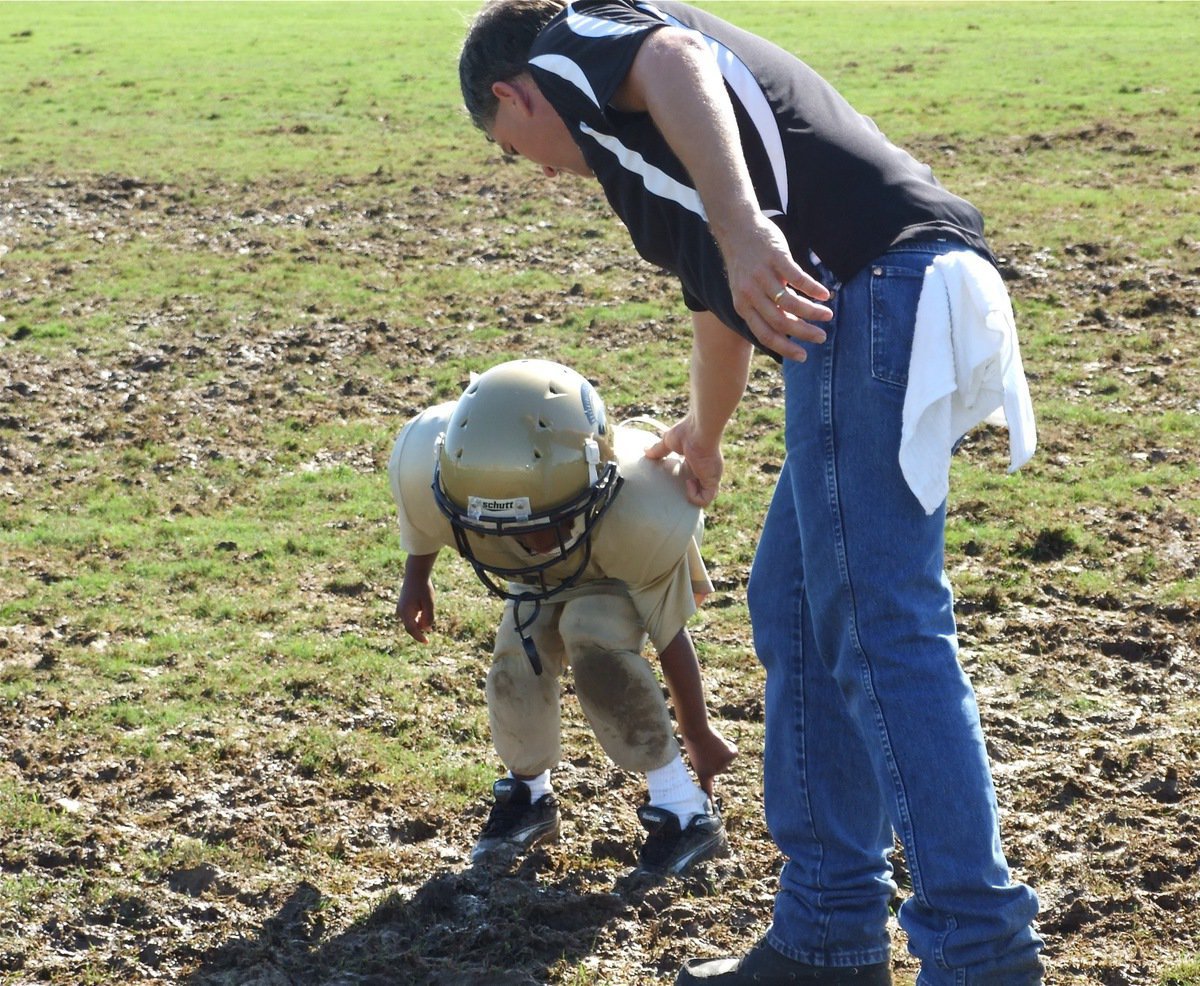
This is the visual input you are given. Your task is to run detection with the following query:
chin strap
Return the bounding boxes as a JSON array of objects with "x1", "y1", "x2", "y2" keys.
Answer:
[
  {"x1": 584, "y1": 438, "x2": 600, "y2": 486},
  {"x1": 512, "y1": 594, "x2": 543, "y2": 675}
]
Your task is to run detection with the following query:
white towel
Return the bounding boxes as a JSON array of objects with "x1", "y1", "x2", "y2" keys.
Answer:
[{"x1": 899, "y1": 250, "x2": 1037, "y2": 515}]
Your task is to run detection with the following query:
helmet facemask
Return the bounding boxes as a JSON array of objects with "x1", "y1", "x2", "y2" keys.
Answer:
[{"x1": 433, "y1": 443, "x2": 622, "y2": 603}]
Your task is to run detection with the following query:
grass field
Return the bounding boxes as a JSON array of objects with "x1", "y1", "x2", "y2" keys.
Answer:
[{"x1": 2, "y1": 3, "x2": 1199, "y2": 984}]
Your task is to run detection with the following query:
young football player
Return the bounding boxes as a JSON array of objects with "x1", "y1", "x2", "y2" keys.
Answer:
[{"x1": 388, "y1": 358, "x2": 736, "y2": 875}]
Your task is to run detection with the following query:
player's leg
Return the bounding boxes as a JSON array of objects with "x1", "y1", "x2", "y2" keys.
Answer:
[
  {"x1": 560, "y1": 588, "x2": 726, "y2": 874},
  {"x1": 473, "y1": 600, "x2": 567, "y2": 862}
]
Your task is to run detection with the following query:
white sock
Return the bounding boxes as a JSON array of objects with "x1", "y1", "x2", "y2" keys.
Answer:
[
  {"x1": 646, "y1": 754, "x2": 709, "y2": 825},
  {"x1": 510, "y1": 769, "x2": 552, "y2": 802}
]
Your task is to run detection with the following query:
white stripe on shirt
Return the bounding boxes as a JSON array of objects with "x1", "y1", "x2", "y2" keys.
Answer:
[
  {"x1": 580, "y1": 123, "x2": 708, "y2": 220},
  {"x1": 566, "y1": 6, "x2": 651, "y2": 39},
  {"x1": 529, "y1": 53, "x2": 601, "y2": 110}
]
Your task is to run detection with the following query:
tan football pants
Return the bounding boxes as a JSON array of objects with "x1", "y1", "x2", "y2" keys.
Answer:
[{"x1": 487, "y1": 583, "x2": 679, "y2": 777}]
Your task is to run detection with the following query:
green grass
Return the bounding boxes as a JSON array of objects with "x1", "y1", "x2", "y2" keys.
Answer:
[
  {"x1": 1165, "y1": 957, "x2": 1200, "y2": 986},
  {"x1": 0, "y1": 0, "x2": 479, "y2": 183},
  {"x1": 5, "y1": 1, "x2": 1194, "y2": 253},
  {"x1": 5, "y1": 0, "x2": 1184, "y2": 711}
]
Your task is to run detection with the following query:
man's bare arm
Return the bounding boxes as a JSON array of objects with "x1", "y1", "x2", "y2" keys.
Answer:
[
  {"x1": 646, "y1": 311, "x2": 752, "y2": 507},
  {"x1": 614, "y1": 28, "x2": 832, "y2": 360}
]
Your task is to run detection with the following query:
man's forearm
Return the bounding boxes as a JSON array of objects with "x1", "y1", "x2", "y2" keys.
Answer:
[{"x1": 690, "y1": 311, "x2": 752, "y2": 449}]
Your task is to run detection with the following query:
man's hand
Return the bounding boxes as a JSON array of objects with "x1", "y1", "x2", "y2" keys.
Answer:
[
  {"x1": 720, "y1": 214, "x2": 833, "y2": 362},
  {"x1": 645, "y1": 417, "x2": 724, "y2": 508}
]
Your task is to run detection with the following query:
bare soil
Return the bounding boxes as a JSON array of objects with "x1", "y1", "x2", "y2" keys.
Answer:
[{"x1": 1, "y1": 170, "x2": 1199, "y2": 986}]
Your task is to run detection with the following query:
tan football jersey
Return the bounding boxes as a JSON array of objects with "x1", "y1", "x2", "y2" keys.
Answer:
[{"x1": 387, "y1": 402, "x2": 713, "y2": 653}]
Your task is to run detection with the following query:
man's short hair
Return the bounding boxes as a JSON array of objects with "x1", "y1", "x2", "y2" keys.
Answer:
[{"x1": 460, "y1": 0, "x2": 567, "y2": 131}]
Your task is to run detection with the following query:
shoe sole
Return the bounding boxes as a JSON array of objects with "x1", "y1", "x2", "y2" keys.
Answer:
[
  {"x1": 639, "y1": 829, "x2": 729, "y2": 876},
  {"x1": 472, "y1": 816, "x2": 561, "y2": 863}
]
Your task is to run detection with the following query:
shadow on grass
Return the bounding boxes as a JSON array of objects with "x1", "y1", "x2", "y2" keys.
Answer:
[{"x1": 184, "y1": 852, "x2": 667, "y2": 985}]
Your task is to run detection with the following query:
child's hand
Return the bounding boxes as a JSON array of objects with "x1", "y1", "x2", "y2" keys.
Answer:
[
  {"x1": 396, "y1": 578, "x2": 435, "y2": 643},
  {"x1": 683, "y1": 726, "x2": 738, "y2": 796}
]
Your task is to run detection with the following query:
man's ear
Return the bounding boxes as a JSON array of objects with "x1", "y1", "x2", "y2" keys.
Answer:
[{"x1": 492, "y1": 78, "x2": 531, "y2": 115}]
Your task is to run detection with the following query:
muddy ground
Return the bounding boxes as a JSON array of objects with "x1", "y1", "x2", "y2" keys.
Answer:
[{"x1": 1, "y1": 166, "x2": 1199, "y2": 986}]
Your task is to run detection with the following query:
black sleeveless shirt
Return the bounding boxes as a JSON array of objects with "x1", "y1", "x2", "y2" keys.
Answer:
[{"x1": 529, "y1": 0, "x2": 994, "y2": 355}]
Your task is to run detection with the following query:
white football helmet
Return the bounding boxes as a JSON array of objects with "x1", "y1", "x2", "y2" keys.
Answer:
[{"x1": 433, "y1": 359, "x2": 623, "y2": 602}]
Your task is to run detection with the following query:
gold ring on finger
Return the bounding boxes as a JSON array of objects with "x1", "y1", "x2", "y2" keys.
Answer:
[{"x1": 772, "y1": 287, "x2": 786, "y2": 304}]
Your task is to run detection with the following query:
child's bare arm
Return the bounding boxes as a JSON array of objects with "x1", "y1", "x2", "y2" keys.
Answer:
[
  {"x1": 658, "y1": 627, "x2": 738, "y2": 795},
  {"x1": 396, "y1": 551, "x2": 440, "y2": 643}
]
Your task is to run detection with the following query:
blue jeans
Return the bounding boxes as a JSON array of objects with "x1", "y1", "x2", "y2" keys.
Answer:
[{"x1": 747, "y1": 244, "x2": 1044, "y2": 984}]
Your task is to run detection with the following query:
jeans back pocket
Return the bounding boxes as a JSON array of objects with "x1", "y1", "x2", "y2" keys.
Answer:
[{"x1": 868, "y1": 262, "x2": 928, "y2": 389}]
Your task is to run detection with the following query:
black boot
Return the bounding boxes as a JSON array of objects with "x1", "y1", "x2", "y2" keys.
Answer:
[{"x1": 676, "y1": 938, "x2": 892, "y2": 986}]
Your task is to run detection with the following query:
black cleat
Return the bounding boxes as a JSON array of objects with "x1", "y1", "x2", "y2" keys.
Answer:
[
  {"x1": 676, "y1": 937, "x2": 892, "y2": 985},
  {"x1": 471, "y1": 778, "x2": 560, "y2": 863},
  {"x1": 636, "y1": 800, "x2": 729, "y2": 876}
]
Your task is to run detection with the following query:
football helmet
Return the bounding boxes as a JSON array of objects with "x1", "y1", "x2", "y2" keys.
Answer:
[{"x1": 433, "y1": 359, "x2": 623, "y2": 604}]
